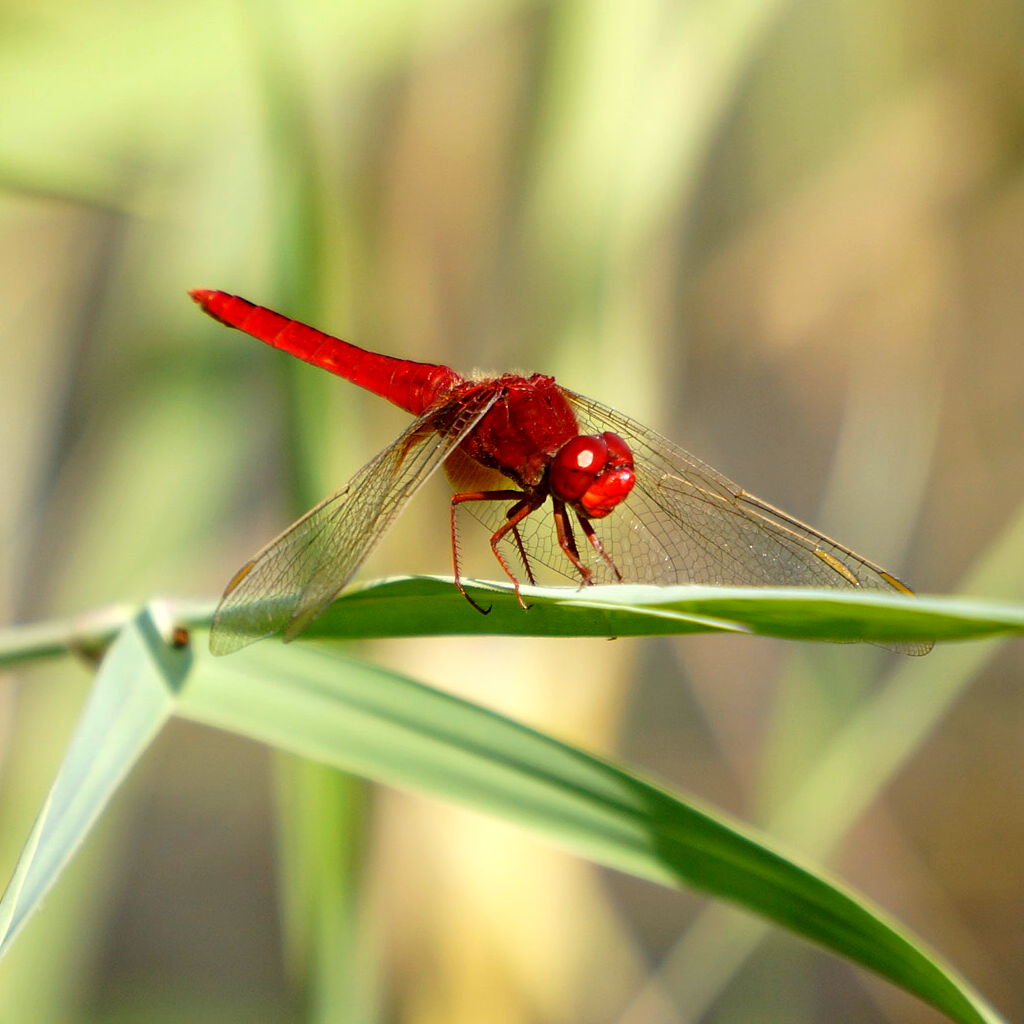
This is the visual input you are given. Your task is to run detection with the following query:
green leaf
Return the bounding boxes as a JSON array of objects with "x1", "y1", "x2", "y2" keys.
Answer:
[
  {"x1": 177, "y1": 643, "x2": 1001, "y2": 1024},
  {"x1": 0, "y1": 587, "x2": 1010, "y2": 1020},
  {"x1": 300, "y1": 576, "x2": 1023, "y2": 648},
  {"x1": 0, "y1": 609, "x2": 189, "y2": 957}
]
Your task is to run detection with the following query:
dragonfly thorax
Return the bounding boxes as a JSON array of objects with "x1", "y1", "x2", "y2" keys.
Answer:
[{"x1": 456, "y1": 373, "x2": 581, "y2": 489}]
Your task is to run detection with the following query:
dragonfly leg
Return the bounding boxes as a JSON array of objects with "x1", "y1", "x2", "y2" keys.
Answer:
[
  {"x1": 508, "y1": 520, "x2": 537, "y2": 585},
  {"x1": 450, "y1": 489, "x2": 538, "y2": 612},
  {"x1": 552, "y1": 500, "x2": 595, "y2": 586},
  {"x1": 489, "y1": 496, "x2": 547, "y2": 608},
  {"x1": 577, "y1": 513, "x2": 624, "y2": 582}
]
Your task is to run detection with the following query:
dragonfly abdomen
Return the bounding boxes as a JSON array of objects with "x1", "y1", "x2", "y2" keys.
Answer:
[{"x1": 189, "y1": 289, "x2": 464, "y2": 415}]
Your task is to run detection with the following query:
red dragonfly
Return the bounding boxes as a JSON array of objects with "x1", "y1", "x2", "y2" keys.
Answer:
[{"x1": 192, "y1": 290, "x2": 930, "y2": 656}]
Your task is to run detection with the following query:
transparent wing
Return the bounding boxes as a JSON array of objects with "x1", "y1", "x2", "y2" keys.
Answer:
[
  {"x1": 210, "y1": 389, "x2": 497, "y2": 655},
  {"x1": 458, "y1": 390, "x2": 930, "y2": 654},
  {"x1": 564, "y1": 391, "x2": 913, "y2": 585}
]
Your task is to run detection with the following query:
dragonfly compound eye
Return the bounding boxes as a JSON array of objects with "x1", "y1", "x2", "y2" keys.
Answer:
[
  {"x1": 601, "y1": 431, "x2": 633, "y2": 468},
  {"x1": 549, "y1": 432, "x2": 636, "y2": 518},
  {"x1": 578, "y1": 432, "x2": 635, "y2": 518},
  {"x1": 549, "y1": 435, "x2": 609, "y2": 502}
]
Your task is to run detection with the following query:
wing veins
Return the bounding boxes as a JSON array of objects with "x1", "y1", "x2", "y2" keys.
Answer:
[
  {"x1": 565, "y1": 389, "x2": 912, "y2": 593},
  {"x1": 210, "y1": 389, "x2": 498, "y2": 653}
]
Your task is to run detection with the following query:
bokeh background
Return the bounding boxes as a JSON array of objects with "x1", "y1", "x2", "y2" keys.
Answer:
[{"x1": 1, "y1": 0, "x2": 1022, "y2": 1021}]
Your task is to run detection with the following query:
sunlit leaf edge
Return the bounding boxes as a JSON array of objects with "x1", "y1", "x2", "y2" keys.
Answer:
[{"x1": 290, "y1": 575, "x2": 1024, "y2": 645}]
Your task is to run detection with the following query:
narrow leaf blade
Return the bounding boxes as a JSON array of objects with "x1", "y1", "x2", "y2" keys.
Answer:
[
  {"x1": 295, "y1": 576, "x2": 1024, "y2": 647},
  {"x1": 0, "y1": 609, "x2": 188, "y2": 957},
  {"x1": 179, "y1": 644, "x2": 1000, "y2": 1024}
]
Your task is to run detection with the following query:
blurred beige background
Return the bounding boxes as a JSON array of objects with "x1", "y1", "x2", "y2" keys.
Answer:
[{"x1": 1, "y1": 1, "x2": 1021, "y2": 1021}]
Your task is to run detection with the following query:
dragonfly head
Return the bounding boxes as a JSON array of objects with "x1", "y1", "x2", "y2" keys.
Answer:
[{"x1": 548, "y1": 432, "x2": 636, "y2": 519}]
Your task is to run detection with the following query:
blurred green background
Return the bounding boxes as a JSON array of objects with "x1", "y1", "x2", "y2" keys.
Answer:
[{"x1": 1, "y1": 0, "x2": 1022, "y2": 1021}]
